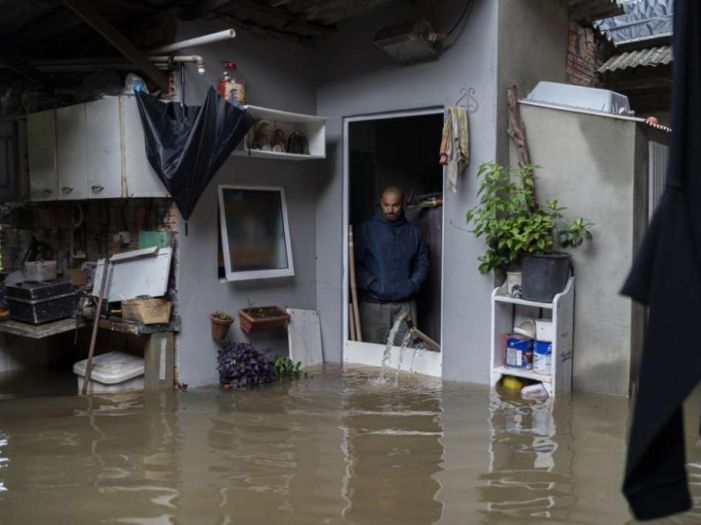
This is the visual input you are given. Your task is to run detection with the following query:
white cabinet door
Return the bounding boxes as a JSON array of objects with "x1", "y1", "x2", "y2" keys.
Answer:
[
  {"x1": 56, "y1": 105, "x2": 88, "y2": 200},
  {"x1": 86, "y1": 97, "x2": 122, "y2": 198},
  {"x1": 27, "y1": 110, "x2": 57, "y2": 201},
  {"x1": 121, "y1": 96, "x2": 169, "y2": 198}
]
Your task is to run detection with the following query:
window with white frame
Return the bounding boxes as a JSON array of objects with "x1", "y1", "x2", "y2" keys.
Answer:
[{"x1": 218, "y1": 185, "x2": 294, "y2": 281}]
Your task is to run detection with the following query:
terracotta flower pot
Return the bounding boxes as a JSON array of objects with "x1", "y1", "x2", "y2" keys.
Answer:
[
  {"x1": 239, "y1": 306, "x2": 290, "y2": 334},
  {"x1": 211, "y1": 314, "x2": 234, "y2": 341}
]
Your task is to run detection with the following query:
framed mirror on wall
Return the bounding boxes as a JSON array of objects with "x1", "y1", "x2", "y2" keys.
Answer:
[{"x1": 218, "y1": 185, "x2": 294, "y2": 282}]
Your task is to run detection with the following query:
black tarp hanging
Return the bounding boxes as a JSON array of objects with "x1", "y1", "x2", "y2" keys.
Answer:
[
  {"x1": 621, "y1": 0, "x2": 701, "y2": 520},
  {"x1": 135, "y1": 87, "x2": 254, "y2": 232}
]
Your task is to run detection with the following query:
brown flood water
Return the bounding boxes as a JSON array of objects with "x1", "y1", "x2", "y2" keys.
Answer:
[{"x1": 0, "y1": 364, "x2": 700, "y2": 525}]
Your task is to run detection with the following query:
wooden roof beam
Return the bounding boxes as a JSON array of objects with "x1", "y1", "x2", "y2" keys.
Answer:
[{"x1": 62, "y1": 0, "x2": 170, "y2": 92}]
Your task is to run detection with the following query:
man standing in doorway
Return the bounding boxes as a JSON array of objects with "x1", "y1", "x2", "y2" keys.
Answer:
[{"x1": 355, "y1": 185, "x2": 429, "y2": 344}]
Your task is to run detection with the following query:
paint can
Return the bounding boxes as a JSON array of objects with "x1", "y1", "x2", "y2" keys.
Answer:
[
  {"x1": 505, "y1": 334, "x2": 533, "y2": 369},
  {"x1": 533, "y1": 340, "x2": 552, "y2": 374},
  {"x1": 535, "y1": 319, "x2": 555, "y2": 342}
]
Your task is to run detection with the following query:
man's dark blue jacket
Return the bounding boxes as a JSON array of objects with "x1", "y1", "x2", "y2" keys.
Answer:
[{"x1": 355, "y1": 209, "x2": 429, "y2": 303}]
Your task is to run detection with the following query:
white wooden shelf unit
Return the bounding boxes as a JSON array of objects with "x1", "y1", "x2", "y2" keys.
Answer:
[
  {"x1": 233, "y1": 105, "x2": 326, "y2": 160},
  {"x1": 490, "y1": 277, "x2": 574, "y2": 396}
]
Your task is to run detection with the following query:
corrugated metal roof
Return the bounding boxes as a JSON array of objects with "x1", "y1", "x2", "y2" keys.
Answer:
[
  {"x1": 599, "y1": 45, "x2": 672, "y2": 73},
  {"x1": 595, "y1": 0, "x2": 673, "y2": 45}
]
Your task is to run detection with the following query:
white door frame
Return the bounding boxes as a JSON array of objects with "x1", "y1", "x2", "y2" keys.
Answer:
[{"x1": 342, "y1": 107, "x2": 445, "y2": 377}]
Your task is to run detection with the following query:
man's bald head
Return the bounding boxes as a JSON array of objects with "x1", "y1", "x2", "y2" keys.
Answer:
[{"x1": 380, "y1": 185, "x2": 404, "y2": 222}]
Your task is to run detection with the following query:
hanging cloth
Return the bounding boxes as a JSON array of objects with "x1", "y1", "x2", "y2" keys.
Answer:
[
  {"x1": 439, "y1": 106, "x2": 470, "y2": 193},
  {"x1": 621, "y1": 0, "x2": 701, "y2": 520},
  {"x1": 135, "y1": 87, "x2": 254, "y2": 231}
]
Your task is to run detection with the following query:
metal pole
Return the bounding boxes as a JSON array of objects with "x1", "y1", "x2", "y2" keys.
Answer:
[{"x1": 147, "y1": 29, "x2": 236, "y2": 54}]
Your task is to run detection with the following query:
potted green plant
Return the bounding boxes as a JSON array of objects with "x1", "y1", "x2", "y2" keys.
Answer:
[
  {"x1": 465, "y1": 162, "x2": 592, "y2": 302},
  {"x1": 210, "y1": 311, "x2": 234, "y2": 341}
]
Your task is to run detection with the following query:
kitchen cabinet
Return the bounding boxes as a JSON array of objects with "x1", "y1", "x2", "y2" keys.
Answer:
[
  {"x1": 87, "y1": 97, "x2": 122, "y2": 198},
  {"x1": 0, "y1": 119, "x2": 22, "y2": 201},
  {"x1": 28, "y1": 109, "x2": 57, "y2": 201},
  {"x1": 27, "y1": 96, "x2": 168, "y2": 201},
  {"x1": 56, "y1": 105, "x2": 88, "y2": 200},
  {"x1": 121, "y1": 96, "x2": 167, "y2": 198}
]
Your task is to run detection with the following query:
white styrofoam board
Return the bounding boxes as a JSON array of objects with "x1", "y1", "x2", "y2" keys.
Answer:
[
  {"x1": 287, "y1": 308, "x2": 323, "y2": 369},
  {"x1": 93, "y1": 247, "x2": 172, "y2": 302},
  {"x1": 345, "y1": 341, "x2": 442, "y2": 378}
]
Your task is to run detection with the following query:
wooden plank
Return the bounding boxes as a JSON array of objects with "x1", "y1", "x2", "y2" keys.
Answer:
[
  {"x1": 287, "y1": 308, "x2": 323, "y2": 368},
  {"x1": 62, "y1": 0, "x2": 170, "y2": 92},
  {"x1": 0, "y1": 318, "x2": 85, "y2": 339}
]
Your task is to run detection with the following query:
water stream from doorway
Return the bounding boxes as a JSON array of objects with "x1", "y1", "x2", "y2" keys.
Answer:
[{"x1": 378, "y1": 315, "x2": 405, "y2": 383}]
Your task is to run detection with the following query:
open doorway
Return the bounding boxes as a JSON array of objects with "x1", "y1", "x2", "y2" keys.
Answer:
[{"x1": 343, "y1": 110, "x2": 444, "y2": 376}]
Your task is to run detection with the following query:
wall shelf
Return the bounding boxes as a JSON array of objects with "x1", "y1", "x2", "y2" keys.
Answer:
[
  {"x1": 232, "y1": 105, "x2": 326, "y2": 160},
  {"x1": 490, "y1": 277, "x2": 575, "y2": 396}
]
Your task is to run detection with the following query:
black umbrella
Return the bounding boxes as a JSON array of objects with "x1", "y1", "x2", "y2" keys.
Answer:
[
  {"x1": 135, "y1": 87, "x2": 254, "y2": 232},
  {"x1": 621, "y1": 0, "x2": 701, "y2": 520}
]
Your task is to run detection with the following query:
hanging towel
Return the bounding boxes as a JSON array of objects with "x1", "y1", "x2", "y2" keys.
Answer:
[
  {"x1": 621, "y1": 0, "x2": 701, "y2": 520},
  {"x1": 439, "y1": 106, "x2": 469, "y2": 193}
]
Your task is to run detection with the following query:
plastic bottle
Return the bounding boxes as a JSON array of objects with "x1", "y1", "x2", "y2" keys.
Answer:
[{"x1": 217, "y1": 61, "x2": 246, "y2": 105}]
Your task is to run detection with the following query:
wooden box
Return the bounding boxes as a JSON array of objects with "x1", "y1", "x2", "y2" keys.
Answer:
[
  {"x1": 239, "y1": 305, "x2": 290, "y2": 334},
  {"x1": 122, "y1": 298, "x2": 172, "y2": 325}
]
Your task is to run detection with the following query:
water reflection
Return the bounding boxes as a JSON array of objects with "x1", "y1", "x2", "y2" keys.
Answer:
[
  {"x1": 480, "y1": 392, "x2": 575, "y2": 522},
  {"x1": 339, "y1": 375, "x2": 444, "y2": 524},
  {"x1": 0, "y1": 365, "x2": 700, "y2": 524}
]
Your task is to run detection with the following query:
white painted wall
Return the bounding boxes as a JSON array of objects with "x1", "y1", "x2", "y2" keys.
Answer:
[
  {"x1": 314, "y1": 0, "x2": 500, "y2": 383},
  {"x1": 175, "y1": 20, "x2": 321, "y2": 388},
  {"x1": 515, "y1": 103, "x2": 646, "y2": 396}
]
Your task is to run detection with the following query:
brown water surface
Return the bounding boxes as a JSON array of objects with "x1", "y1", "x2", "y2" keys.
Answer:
[{"x1": 0, "y1": 364, "x2": 699, "y2": 524}]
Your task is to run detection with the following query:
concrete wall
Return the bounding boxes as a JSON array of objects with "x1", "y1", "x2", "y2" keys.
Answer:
[
  {"x1": 314, "y1": 0, "x2": 500, "y2": 383},
  {"x1": 496, "y1": 0, "x2": 569, "y2": 164},
  {"x1": 175, "y1": 20, "x2": 320, "y2": 388},
  {"x1": 515, "y1": 102, "x2": 645, "y2": 396}
]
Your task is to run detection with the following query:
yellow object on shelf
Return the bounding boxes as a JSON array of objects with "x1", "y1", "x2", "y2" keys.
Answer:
[{"x1": 501, "y1": 375, "x2": 527, "y2": 391}]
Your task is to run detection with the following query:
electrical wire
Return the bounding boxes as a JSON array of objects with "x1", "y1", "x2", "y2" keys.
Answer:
[{"x1": 445, "y1": 0, "x2": 477, "y2": 38}]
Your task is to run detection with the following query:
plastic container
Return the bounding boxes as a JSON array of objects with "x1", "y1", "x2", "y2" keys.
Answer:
[
  {"x1": 24, "y1": 260, "x2": 57, "y2": 282},
  {"x1": 73, "y1": 351, "x2": 144, "y2": 394},
  {"x1": 505, "y1": 334, "x2": 533, "y2": 369},
  {"x1": 536, "y1": 319, "x2": 555, "y2": 342},
  {"x1": 521, "y1": 382, "x2": 549, "y2": 399},
  {"x1": 217, "y1": 61, "x2": 246, "y2": 105},
  {"x1": 533, "y1": 340, "x2": 552, "y2": 375}
]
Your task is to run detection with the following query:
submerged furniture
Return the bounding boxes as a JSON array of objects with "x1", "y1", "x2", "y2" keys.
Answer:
[
  {"x1": 490, "y1": 277, "x2": 574, "y2": 396},
  {"x1": 0, "y1": 317, "x2": 176, "y2": 390}
]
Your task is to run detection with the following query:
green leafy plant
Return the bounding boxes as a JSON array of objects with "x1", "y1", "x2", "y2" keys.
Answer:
[
  {"x1": 274, "y1": 356, "x2": 302, "y2": 379},
  {"x1": 465, "y1": 162, "x2": 593, "y2": 274}
]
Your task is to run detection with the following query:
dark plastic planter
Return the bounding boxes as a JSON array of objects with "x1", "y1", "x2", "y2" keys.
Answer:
[{"x1": 521, "y1": 253, "x2": 571, "y2": 302}]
